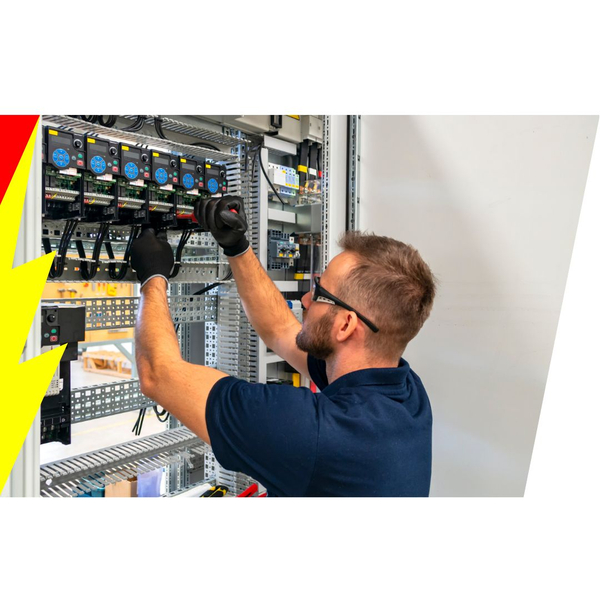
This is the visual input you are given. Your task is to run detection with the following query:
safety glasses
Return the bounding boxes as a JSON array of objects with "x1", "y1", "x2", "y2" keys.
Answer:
[{"x1": 312, "y1": 276, "x2": 379, "y2": 333}]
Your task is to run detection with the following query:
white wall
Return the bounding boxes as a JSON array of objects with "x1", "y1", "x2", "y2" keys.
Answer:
[{"x1": 359, "y1": 116, "x2": 597, "y2": 496}]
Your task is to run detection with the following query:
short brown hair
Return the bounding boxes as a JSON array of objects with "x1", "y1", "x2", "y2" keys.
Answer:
[{"x1": 336, "y1": 231, "x2": 437, "y2": 359}]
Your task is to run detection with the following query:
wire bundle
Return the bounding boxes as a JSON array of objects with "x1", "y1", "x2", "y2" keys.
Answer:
[
  {"x1": 170, "y1": 229, "x2": 193, "y2": 278},
  {"x1": 76, "y1": 222, "x2": 110, "y2": 280},
  {"x1": 44, "y1": 220, "x2": 78, "y2": 279},
  {"x1": 105, "y1": 224, "x2": 140, "y2": 281}
]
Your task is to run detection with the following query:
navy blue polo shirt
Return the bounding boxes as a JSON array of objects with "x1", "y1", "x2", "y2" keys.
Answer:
[{"x1": 205, "y1": 355, "x2": 432, "y2": 497}]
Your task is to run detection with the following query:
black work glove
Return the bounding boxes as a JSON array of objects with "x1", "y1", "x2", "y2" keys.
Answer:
[
  {"x1": 130, "y1": 228, "x2": 174, "y2": 288},
  {"x1": 194, "y1": 195, "x2": 250, "y2": 257}
]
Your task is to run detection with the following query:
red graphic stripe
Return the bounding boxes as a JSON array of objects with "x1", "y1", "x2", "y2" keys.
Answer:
[{"x1": 0, "y1": 115, "x2": 39, "y2": 204}]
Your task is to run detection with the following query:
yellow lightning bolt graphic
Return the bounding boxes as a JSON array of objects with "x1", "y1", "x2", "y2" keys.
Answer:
[{"x1": 0, "y1": 120, "x2": 66, "y2": 494}]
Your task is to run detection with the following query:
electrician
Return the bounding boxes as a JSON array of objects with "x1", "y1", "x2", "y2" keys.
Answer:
[{"x1": 131, "y1": 196, "x2": 437, "y2": 496}]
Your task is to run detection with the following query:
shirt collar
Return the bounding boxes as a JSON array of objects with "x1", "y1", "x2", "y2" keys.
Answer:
[{"x1": 320, "y1": 358, "x2": 410, "y2": 396}]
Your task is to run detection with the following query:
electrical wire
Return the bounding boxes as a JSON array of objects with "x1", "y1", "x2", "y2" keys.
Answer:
[
  {"x1": 120, "y1": 116, "x2": 146, "y2": 132},
  {"x1": 191, "y1": 141, "x2": 222, "y2": 152},
  {"x1": 98, "y1": 115, "x2": 117, "y2": 128},
  {"x1": 154, "y1": 116, "x2": 167, "y2": 140},
  {"x1": 105, "y1": 224, "x2": 140, "y2": 281},
  {"x1": 132, "y1": 407, "x2": 146, "y2": 436},
  {"x1": 76, "y1": 222, "x2": 110, "y2": 280},
  {"x1": 255, "y1": 146, "x2": 286, "y2": 205},
  {"x1": 170, "y1": 229, "x2": 192, "y2": 278},
  {"x1": 193, "y1": 269, "x2": 233, "y2": 295},
  {"x1": 153, "y1": 405, "x2": 170, "y2": 422},
  {"x1": 45, "y1": 220, "x2": 78, "y2": 279}
]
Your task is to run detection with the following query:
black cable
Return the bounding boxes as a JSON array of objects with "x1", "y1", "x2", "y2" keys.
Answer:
[
  {"x1": 98, "y1": 115, "x2": 117, "y2": 128},
  {"x1": 46, "y1": 220, "x2": 78, "y2": 279},
  {"x1": 191, "y1": 142, "x2": 221, "y2": 152},
  {"x1": 255, "y1": 146, "x2": 285, "y2": 205},
  {"x1": 105, "y1": 224, "x2": 139, "y2": 280},
  {"x1": 192, "y1": 269, "x2": 233, "y2": 295},
  {"x1": 170, "y1": 230, "x2": 192, "y2": 278},
  {"x1": 153, "y1": 405, "x2": 170, "y2": 422},
  {"x1": 154, "y1": 117, "x2": 167, "y2": 140},
  {"x1": 134, "y1": 407, "x2": 148, "y2": 436},
  {"x1": 120, "y1": 116, "x2": 146, "y2": 132},
  {"x1": 76, "y1": 222, "x2": 110, "y2": 280}
]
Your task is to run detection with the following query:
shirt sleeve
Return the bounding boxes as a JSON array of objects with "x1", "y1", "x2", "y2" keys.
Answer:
[
  {"x1": 205, "y1": 377, "x2": 320, "y2": 497},
  {"x1": 307, "y1": 354, "x2": 329, "y2": 390}
]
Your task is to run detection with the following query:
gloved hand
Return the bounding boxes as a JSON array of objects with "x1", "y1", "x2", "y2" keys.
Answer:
[
  {"x1": 194, "y1": 195, "x2": 250, "y2": 257},
  {"x1": 130, "y1": 228, "x2": 174, "y2": 288}
]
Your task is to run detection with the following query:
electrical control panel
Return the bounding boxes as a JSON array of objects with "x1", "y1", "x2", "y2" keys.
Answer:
[
  {"x1": 32, "y1": 114, "x2": 327, "y2": 498},
  {"x1": 41, "y1": 304, "x2": 86, "y2": 445}
]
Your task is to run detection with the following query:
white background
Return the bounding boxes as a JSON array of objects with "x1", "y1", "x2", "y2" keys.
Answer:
[
  {"x1": 1, "y1": 1, "x2": 600, "y2": 598},
  {"x1": 360, "y1": 115, "x2": 597, "y2": 496}
]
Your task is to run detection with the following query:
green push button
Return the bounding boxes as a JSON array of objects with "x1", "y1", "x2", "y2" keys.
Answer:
[
  {"x1": 145, "y1": 166, "x2": 149, "y2": 171},
  {"x1": 51, "y1": 328, "x2": 57, "y2": 334},
  {"x1": 113, "y1": 160, "x2": 118, "y2": 165},
  {"x1": 78, "y1": 153, "x2": 83, "y2": 159}
]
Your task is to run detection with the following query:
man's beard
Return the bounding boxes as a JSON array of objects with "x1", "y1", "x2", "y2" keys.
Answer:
[{"x1": 295, "y1": 308, "x2": 336, "y2": 360}]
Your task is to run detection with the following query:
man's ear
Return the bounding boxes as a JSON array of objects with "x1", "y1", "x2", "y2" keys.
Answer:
[{"x1": 336, "y1": 311, "x2": 358, "y2": 342}]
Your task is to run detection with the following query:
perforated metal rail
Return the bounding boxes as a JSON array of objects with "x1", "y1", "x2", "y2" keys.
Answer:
[
  {"x1": 71, "y1": 378, "x2": 149, "y2": 422},
  {"x1": 52, "y1": 294, "x2": 218, "y2": 330}
]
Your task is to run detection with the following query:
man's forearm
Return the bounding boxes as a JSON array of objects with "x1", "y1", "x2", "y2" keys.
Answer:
[
  {"x1": 135, "y1": 278, "x2": 182, "y2": 385},
  {"x1": 228, "y1": 249, "x2": 299, "y2": 346}
]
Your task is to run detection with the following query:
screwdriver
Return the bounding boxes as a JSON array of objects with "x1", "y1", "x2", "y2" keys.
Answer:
[{"x1": 200, "y1": 485, "x2": 229, "y2": 497}]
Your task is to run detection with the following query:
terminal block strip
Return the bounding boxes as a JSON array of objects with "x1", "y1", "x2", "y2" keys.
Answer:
[{"x1": 40, "y1": 427, "x2": 208, "y2": 497}]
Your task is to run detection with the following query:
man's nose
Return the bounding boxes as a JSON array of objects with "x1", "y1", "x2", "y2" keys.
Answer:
[{"x1": 301, "y1": 291, "x2": 312, "y2": 310}]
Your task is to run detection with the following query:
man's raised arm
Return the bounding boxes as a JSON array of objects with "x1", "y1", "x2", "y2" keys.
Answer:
[{"x1": 195, "y1": 196, "x2": 309, "y2": 379}]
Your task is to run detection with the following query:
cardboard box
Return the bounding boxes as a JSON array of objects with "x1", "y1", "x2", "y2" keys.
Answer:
[{"x1": 104, "y1": 478, "x2": 137, "y2": 498}]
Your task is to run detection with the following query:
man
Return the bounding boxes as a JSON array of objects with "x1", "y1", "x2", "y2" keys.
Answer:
[{"x1": 131, "y1": 196, "x2": 436, "y2": 496}]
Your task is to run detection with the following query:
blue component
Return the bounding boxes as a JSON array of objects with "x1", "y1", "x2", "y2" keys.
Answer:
[
  {"x1": 124, "y1": 162, "x2": 139, "y2": 180},
  {"x1": 52, "y1": 148, "x2": 70, "y2": 168},
  {"x1": 207, "y1": 178, "x2": 219, "y2": 193},
  {"x1": 90, "y1": 155, "x2": 106, "y2": 174},
  {"x1": 155, "y1": 168, "x2": 168, "y2": 185},
  {"x1": 182, "y1": 173, "x2": 195, "y2": 189}
]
